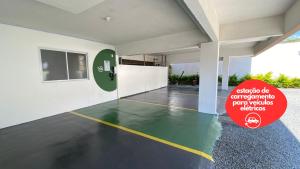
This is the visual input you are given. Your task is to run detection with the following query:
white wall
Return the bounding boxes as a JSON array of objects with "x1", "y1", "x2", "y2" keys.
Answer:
[
  {"x1": 0, "y1": 24, "x2": 116, "y2": 129},
  {"x1": 171, "y1": 56, "x2": 251, "y2": 77},
  {"x1": 167, "y1": 52, "x2": 200, "y2": 65},
  {"x1": 171, "y1": 62, "x2": 201, "y2": 75},
  {"x1": 118, "y1": 65, "x2": 168, "y2": 97},
  {"x1": 252, "y1": 42, "x2": 300, "y2": 77},
  {"x1": 228, "y1": 56, "x2": 252, "y2": 77},
  {"x1": 171, "y1": 62, "x2": 222, "y2": 76}
]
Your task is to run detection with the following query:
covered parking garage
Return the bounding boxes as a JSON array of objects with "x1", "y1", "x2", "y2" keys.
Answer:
[{"x1": 0, "y1": 0, "x2": 300, "y2": 168}]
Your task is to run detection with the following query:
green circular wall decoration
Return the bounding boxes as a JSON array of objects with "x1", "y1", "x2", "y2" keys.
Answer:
[{"x1": 93, "y1": 49, "x2": 117, "y2": 92}]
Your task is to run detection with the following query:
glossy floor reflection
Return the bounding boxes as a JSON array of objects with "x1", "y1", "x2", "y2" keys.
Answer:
[
  {"x1": 126, "y1": 86, "x2": 229, "y2": 114},
  {"x1": 0, "y1": 113, "x2": 213, "y2": 169},
  {"x1": 75, "y1": 99, "x2": 222, "y2": 157},
  {"x1": 0, "y1": 87, "x2": 223, "y2": 169}
]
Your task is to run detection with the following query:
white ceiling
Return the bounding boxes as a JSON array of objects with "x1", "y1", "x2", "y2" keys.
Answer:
[
  {"x1": 221, "y1": 41, "x2": 257, "y2": 49},
  {"x1": 35, "y1": 0, "x2": 106, "y2": 14},
  {"x1": 0, "y1": 0, "x2": 296, "y2": 56},
  {"x1": 152, "y1": 41, "x2": 257, "y2": 56},
  {"x1": 0, "y1": 0, "x2": 200, "y2": 45},
  {"x1": 151, "y1": 46, "x2": 201, "y2": 56},
  {"x1": 213, "y1": 0, "x2": 296, "y2": 24}
]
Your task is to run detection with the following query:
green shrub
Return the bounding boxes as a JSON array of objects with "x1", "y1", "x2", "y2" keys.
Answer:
[
  {"x1": 274, "y1": 74, "x2": 291, "y2": 88},
  {"x1": 229, "y1": 74, "x2": 239, "y2": 86},
  {"x1": 232, "y1": 72, "x2": 300, "y2": 88},
  {"x1": 264, "y1": 72, "x2": 276, "y2": 85},
  {"x1": 170, "y1": 73, "x2": 300, "y2": 88},
  {"x1": 169, "y1": 75, "x2": 179, "y2": 85},
  {"x1": 239, "y1": 73, "x2": 252, "y2": 83},
  {"x1": 251, "y1": 72, "x2": 276, "y2": 86},
  {"x1": 168, "y1": 74, "x2": 199, "y2": 85},
  {"x1": 290, "y1": 78, "x2": 300, "y2": 88}
]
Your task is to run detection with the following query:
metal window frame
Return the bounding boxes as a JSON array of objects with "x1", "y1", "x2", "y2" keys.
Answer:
[{"x1": 38, "y1": 47, "x2": 89, "y2": 83}]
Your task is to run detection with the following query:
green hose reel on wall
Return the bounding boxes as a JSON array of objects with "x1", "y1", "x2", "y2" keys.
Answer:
[{"x1": 93, "y1": 49, "x2": 117, "y2": 92}]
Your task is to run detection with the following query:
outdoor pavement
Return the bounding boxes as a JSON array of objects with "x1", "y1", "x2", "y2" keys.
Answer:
[{"x1": 213, "y1": 88, "x2": 300, "y2": 169}]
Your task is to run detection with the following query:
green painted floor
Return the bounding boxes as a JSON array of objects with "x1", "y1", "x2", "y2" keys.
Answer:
[{"x1": 74, "y1": 99, "x2": 222, "y2": 158}]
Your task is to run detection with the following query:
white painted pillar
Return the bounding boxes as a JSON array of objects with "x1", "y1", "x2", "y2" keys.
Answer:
[
  {"x1": 198, "y1": 42, "x2": 219, "y2": 114},
  {"x1": 222, "y1": 56, "x2": 230, "y2": 90}
]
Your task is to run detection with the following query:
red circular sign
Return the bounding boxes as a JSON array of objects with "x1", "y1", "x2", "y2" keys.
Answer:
[{"x1": 225, "y1": 80, "x2": 287, "y2": 129}]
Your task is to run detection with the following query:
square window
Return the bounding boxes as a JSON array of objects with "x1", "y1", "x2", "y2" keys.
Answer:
[
  {"x1": 67, "y1": 52, "x2": 88, "y2": 79},
  {"x1": 41, "y1": 49, "x2": 68, "y2": 81}
]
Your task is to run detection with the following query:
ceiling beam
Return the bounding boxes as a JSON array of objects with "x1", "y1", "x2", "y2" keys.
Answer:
[
  {"x1": 254, "y1": 1, "x2": 300, "y2": 56},
  {"x1": 177, "y1": 0, "x2": 219, "y2": 41},
  {"x1": 285, "y1": 0, "x2": 300, "y2": 32},
  {"x1": 166, "y1": 51, "x2": 201, "y2": 65},
  {"x1": 116, "y1": 30, "x2": 207, "y2": 56},
  {"x1": 220, "y1": 47, "x2": 254, "y2": 57},
  {"x1": 166, "y1": 46, "x2": 253, "y2": 64},
  {"x1": 220, "y1": 16, "x2": 284, "y2": 44}
]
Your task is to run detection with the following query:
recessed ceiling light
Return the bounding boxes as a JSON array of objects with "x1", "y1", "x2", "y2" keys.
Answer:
[{"x1": 103, "y1": 16, "x2": 111, "y2": 22}]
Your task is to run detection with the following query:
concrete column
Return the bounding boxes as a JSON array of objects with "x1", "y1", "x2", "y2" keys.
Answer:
[
  {"x1": 198, "y1": 42, "x2": 219, "y2": 114},
  {"x1": 221, "y1": 56, "x2": 230, "y2": 90}
]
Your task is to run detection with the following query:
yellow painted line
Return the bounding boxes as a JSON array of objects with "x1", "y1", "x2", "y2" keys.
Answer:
[
  {"x1": 70, "y1": 111, "x2": 214, "y2": 162},
  {"x1": 122, "y1": 98, "x2": 198, "y2": 112}
]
